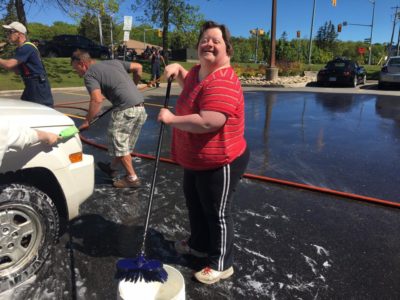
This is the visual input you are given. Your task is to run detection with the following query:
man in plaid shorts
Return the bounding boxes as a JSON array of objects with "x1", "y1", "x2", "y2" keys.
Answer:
[{"x1": 71, "y1": 49, "x2": 147, "y2": 188}]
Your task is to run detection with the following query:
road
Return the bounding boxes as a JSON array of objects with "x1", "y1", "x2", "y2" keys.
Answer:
[{"x1": 1, "y1": 83, "x2": 400, "y2": 299}]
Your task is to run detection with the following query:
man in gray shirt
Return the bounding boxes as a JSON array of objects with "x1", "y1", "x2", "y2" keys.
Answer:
[{"x1": 71, "y1": 50, "x2": 147, "y2": 188}]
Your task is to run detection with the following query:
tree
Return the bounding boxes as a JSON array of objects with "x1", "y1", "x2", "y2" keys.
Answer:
[
  {"x1": 76, "y1": 12, "x2": 117, "y2": 46},
  {"x1": 0, "y1": 0, "x2": 120, "y2": 44},
  {"x1": 315, "y1": 21, "x2": 338, "y2": 51},
  {"x1": 1, "y1": 0, "x2": 17, "y2": 25},
  {"x1": 132, "y1": 0, "x2": 203, "y2": 62}
]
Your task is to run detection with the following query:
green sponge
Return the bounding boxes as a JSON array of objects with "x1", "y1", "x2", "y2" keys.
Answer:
[{"x1": 59, "y1": 126, "x2": 79, "y2": 138}]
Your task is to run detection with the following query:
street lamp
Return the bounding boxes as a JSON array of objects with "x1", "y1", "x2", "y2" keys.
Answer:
[
  {"x1": 249, "y1": 28, "x2": 265, "y2": 63},
  {"x1": 343, "y1": 0, "x2": 375, "y2": 65}
]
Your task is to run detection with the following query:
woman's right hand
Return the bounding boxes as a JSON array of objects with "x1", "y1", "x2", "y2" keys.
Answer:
[
  {"x1": 164, "y1": 63, "x2": 188, "y2": 87},
  {"x1": 163, "y1": 63, "x2": 181, "y2": 79}
]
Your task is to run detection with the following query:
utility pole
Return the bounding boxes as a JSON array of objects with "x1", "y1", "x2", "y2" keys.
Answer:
[
  {"x1": 368, "y1": 0, "x2": 375, "y2": 65},
  {"x1": 97, "y1": 13, "x2": 103, "y2": 46},
  {"x1": 266, "y1": 0, "x2": 278, "y2": 81},
  {"x1": 389, "y1": 6, "x2": 399, "y2": 57},
  {"x1": 110, "y1": 15, "x2": 114, "y2": 59},
  {"x1": 397, "y1": 26, "x2": 400, "y2": 56},
  {"x1": 308, "y1": 0, "x2": 316, "y2": 64}
]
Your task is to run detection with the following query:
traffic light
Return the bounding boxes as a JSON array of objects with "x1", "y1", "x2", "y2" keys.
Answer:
[
  {"x1": 258, "y1": 29, "x2": 265, "y2": 35},
  {"x1": 157, "y1": 29, "x2": 162, "y2": 37},
  {"x1": 250, "y1": 29, "x2": 257, "y2": 35},
  {"x1": 332, "y1": 0, "x2": 337, "y2": 6},
  {"x1": 337, "y1": 23, "x2": 342, "y2": 32},
  {"x1": 296, "y1": 31, "x2": 301, "y2": 38}
]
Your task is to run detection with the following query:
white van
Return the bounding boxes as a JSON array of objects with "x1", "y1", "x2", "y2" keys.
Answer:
[{"x1": 0, "y1": 99, "x2": 94, "y2": 292}]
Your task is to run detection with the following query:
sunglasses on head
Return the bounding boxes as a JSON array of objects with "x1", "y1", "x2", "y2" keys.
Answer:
[{"x1": 70, "y1": 56, "x2": 81, "y2": 63}]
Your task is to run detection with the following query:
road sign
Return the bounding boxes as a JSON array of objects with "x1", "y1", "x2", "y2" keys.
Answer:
[
  {"x1": 123, "y1": 16, "x2": 133, "y2": 31},
  {"x1": 358, "y1": 47, "x2": 366, "y2": 54},
  {"x1": 123, "y1": 31, "x2": 130, "y2": 42}
]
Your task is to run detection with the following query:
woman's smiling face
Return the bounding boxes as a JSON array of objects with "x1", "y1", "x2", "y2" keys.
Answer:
[{"x1": 197, "y1": 27, "x2": 230, "y2": 69}]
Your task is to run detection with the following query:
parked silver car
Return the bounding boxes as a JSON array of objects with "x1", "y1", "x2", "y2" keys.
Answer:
[
  {"x1": 379, "y1": 56, "x2": 400, "y2": 89},
  {"x1": 0, "y1": 99, "x2": 94, "y2": 292}
]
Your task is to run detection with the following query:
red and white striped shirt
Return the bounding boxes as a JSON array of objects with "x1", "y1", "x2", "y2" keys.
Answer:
[{"x1": 172, "y1": 65, "x2": 247, "y2": 170}]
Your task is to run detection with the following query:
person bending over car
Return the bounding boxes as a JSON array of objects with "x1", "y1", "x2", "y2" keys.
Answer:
[{"x1": 71, "y1": 49, "x2": 147, "y2": 189}]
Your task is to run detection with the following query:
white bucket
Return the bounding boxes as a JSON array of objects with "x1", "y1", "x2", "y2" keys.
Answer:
[{"x1": 118, "y1": 264, "x2": 185, "y2": 300}]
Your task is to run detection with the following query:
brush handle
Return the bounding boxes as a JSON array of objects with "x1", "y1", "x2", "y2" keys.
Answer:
[
  {"x1": 140, "y1": 76, "x2": 174, "y2": 255},
  {"x1": 80, "y1": 105, "x2": 114, "y2": 132}
]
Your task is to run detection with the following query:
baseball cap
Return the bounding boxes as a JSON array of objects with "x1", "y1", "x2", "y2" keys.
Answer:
[{"x1": 2, "y1": 21, "x2": 27, "y2": 34}]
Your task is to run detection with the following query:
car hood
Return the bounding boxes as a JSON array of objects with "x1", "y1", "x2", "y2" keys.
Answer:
[{"x1": 0, "y1": 99, "x2": 74, "y2": 128}]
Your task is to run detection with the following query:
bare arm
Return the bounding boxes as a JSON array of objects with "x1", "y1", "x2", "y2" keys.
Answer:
[
  {"x1": 158, "y1": 109, "x2": 226, "y2": 134},
  {"x1": 0, "y1": 58, "x2": 19, "y2": 70},
  {"x1": 80, "y1": 89, "x2": 105, "y2": 129},
  {"x1": 129, "y1": 62, "x2": 142, "y2": 85}
]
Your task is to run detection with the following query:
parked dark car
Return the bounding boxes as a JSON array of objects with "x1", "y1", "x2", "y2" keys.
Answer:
[
  {"x1": 317, "y1": 58, "x2": 366, "y2": 87},
  {"x1": 38, "y1": 35, "x2": 110, "y2": 59}
]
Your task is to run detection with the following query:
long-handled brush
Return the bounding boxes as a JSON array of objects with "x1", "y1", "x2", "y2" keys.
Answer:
[
  {"x1": 58, "y1": 105, "x2": 115, "y2": 139},
  {"x1": 115, "y1": 76, "x2": 174, "y2": 283}
]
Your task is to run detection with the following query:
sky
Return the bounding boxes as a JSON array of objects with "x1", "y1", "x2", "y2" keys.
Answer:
[{"x1": 24, "y1": 0, "x2": 400, "y2": 44}]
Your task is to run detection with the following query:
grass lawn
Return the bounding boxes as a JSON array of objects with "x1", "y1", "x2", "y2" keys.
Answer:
[{"x1": 0, "y1": 58, "x2": 381, "y2": 91}]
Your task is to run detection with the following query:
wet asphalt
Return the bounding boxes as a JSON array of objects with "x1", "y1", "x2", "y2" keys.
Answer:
[{"x1": 2, "y1": 84, "x2": 400, "y2": 299}]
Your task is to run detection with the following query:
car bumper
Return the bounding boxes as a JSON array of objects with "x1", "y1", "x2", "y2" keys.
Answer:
[
  {"x1": 53, "y1": 153, "x2": 94, "y2": 219},
  {"x1": 379, "y1": 73, "x2": 400, "y2": 83},
  {"x1": 317, "y1": 75, "x2": 354, "y2": 84}
]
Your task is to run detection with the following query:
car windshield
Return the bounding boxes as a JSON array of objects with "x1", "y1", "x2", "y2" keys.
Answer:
[
  {"x1": 388, "y1": 58, "x2": 400, "y2": 66},
  {"x1": 326, "y1": 61, "x2": 348, "y2": 70}
]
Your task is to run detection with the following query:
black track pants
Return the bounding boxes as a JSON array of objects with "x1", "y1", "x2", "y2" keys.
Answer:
[{"x1": 183, "y1": 147, "x2": 250, "y2": 271}]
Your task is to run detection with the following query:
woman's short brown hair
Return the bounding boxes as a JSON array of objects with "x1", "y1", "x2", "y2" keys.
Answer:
[{"x1": 196, "y1": 20, "x2": 234, "y2": 57}]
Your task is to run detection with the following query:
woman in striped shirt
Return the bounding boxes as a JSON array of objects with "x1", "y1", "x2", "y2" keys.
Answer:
[{"x1": 158, "y1": 20, "x2": 250, "y2": 285}]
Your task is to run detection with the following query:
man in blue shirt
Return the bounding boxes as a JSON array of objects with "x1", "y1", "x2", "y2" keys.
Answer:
[{"x1": 0, "y1": 21, "x2": 53, "y2": 107}]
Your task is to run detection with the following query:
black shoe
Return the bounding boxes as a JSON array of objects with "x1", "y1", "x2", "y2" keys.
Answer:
[{"x1": 97, "y1": 161, "x2": 117, "y2": 178}]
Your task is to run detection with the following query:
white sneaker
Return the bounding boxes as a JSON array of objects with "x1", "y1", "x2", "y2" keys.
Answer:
[
  {"x1": 194, "y1": 266, "x2": 234, "y2": 284},
  {"x1": 174, "y1": 240, "x2": 207, "y2": 258}
]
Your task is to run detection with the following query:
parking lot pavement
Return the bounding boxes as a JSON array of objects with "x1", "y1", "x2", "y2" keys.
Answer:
[{"x1": 3, "y1": 86, "x2": 400, "y2": 299}]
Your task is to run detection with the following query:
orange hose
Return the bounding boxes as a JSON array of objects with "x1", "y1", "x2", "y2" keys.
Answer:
[{"x1": 243, "y1": 173, "x2": 400, "y2": 209}]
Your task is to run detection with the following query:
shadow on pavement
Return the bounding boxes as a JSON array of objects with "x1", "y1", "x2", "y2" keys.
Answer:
[{"x1": 69, "y1": 214, "x2": 204, "y2": 271}]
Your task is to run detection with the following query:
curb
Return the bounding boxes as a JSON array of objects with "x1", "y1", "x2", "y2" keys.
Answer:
[{"x1": 0, "y1": 83, "x2": 175, "y2": 96}]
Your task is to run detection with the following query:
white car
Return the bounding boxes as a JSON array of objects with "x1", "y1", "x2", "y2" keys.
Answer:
[
  {"x1": 0, "y1": 99, "x2": 94, "y2": 291},
  {"x1": 379, "y1": 56, "x2": 400, "y2": 89}
]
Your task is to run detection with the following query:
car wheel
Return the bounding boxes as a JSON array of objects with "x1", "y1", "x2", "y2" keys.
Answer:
[
  {"x1": 362, "y1": 75, "x2": 367, "y2": 85},
  {"x1": 100, "y1": 53, "x2": 110, "y2": 60},
  {"x1": 0, "y1": 184, "x2": 59, "y2": 292},
  {"x1": 47, "y1": 51, "x2": 58, "y2": 58},
  {"x1": 352, "y1": 76, "x2": 358, "y2": 88}
]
